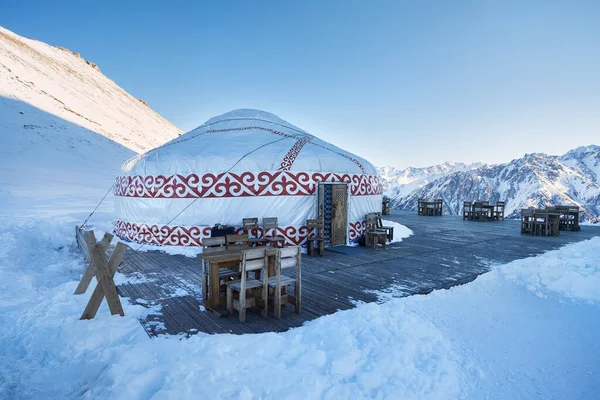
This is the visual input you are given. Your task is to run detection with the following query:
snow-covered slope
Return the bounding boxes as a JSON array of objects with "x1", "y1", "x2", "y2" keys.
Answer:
[
  {"x1": 0, "y1": 26, "x2": 181, "y2": 153},
  {"x1": 0, "y1": 26, "x2": 181, "y2": 218},
  {"x1": 381, "y1": 146, "x2": 600, "y2": 223}
]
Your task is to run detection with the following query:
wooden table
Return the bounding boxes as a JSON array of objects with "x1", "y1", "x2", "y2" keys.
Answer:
[
  {"x1": 201, "y1": 248, "x2": 278, "y2": 310},
  {"x1": 418, "y1": 199, "x2": 443, "y2": 216},
  {"x1": 547, "y1": 206, "x2": 581, "y2": 231}
]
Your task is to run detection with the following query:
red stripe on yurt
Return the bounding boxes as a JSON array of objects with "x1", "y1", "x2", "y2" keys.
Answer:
[{"x1": 114, "y1": 171, "x2": 383, "y2": 198}]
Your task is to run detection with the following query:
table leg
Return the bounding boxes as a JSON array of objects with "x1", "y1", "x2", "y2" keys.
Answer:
[{"x1": 208, "y1": 261, "x2": 219, "y2": 309}]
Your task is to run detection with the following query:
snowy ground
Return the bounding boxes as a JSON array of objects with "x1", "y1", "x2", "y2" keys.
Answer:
[{"x1": 1, "y1": 206, "x2": 599, "y2": 399}]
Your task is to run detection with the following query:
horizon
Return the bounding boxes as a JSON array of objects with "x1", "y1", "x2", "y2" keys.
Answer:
[{"x1": 2, "y1": 1, "x2": 599, "y2": 169}]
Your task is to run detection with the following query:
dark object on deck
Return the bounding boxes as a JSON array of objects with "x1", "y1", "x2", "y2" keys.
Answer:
[
  {"x1": 418, "y1": 198, "x2": 443, "y2": 216},
  {"x1": 211, "y1": 225, "x2": 235, "y2": 237},
  {"x1": 357, "y1": 235, "x2": 366, "y2": 247}
]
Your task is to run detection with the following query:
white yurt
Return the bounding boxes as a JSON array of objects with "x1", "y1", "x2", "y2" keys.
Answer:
[{"x1": 114, "y1": 109, "x2": 382, "y2": 247}]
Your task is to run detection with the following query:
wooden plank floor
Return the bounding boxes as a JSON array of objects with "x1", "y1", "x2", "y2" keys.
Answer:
[{"x1": 116, "y1": 211, "x2": 600, "y2": 337}]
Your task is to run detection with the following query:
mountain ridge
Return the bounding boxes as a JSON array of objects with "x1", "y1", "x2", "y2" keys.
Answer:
[{"x1": 379, "y1": 145, "x2": 600, "y2": 223}]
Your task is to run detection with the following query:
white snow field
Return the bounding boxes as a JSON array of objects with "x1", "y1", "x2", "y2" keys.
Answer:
[
  {"x1": 0, "y1": 26, "x2": 180, "y2": 220},
  {"x1": 1, "y1": 206, "x2": 599, "y2": 399}
]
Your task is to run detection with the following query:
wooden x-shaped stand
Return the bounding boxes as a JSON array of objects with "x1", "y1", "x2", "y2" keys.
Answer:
[{"x1": 74, "y1": 229, "x2": 127, "y2": 320}]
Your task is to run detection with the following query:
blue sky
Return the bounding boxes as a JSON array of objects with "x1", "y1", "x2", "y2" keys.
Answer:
[{"x1": 2, "y1": 1, "x2": 599, "y2": 168}]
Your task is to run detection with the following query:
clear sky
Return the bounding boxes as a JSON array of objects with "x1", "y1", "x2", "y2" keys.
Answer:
[{"x1": 2, "y1": 1, "x2": 599, "y2": 168}]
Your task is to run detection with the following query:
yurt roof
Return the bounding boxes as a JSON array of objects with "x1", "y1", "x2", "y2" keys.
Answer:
[{"x1": 122, "y1": 109, "x2": 377, "y2": 176}]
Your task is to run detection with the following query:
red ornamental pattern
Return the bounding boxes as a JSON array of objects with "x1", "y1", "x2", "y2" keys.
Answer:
[
  {"x1": 348, "y1": 220, "x2": 367, "y2": 241},
  {"x1": 114, "y1": 220, "x2": 338, "y2": 247},
  {"x1": 279, "y1": 135, "x2": 313, "y2": 171},
  {"x1": 114, "y1": 171, "x2": 383, "y2": 198}
]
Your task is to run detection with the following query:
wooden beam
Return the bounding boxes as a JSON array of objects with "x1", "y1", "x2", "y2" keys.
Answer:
[
  {"x1": 80, "y1": 242, "x2": 127, "y2": 319},
  {"x1": 80, "y1": 234, "x2": 125, "y2": 319},
  {"x1": 74, "y1": 232, "x2": 113, "y2": 295}
]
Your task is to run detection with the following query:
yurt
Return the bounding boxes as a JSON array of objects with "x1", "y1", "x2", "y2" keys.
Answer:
[{"x1": 114, "y1": 109, "x2": 382, "y2": 247}]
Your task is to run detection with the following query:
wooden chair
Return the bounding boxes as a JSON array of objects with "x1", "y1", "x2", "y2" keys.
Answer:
[
  {"x1": 262, "y1": 217, "x2": 286, "y2": 247},
  {"x1": 365, "y1": 213, "x2": 387, "y2": 248},
  {"x1": 463, "y1": 201, "x2": 473, "y2": 220},
  {"x1": 520, "y1": 208, "x2": 534, "y2": 234},
  {"x1": 375, "y1": 212, "x2": 394, "y2": 242},
  {"x1": 226, "y1": 234, "x2": 250, "y2": 250},
  {"x1": 268, "y1": 246, "x2": 302, "y2": 318},
  {"x1": 242, "y1": 218, "x2": 260, "y2": 237},
  {"x1": 532, "y1": 209, "x2": 549, "y2": 236},
  {"x1": 244, "y1": 217, "x2": 269, "y2": 246},
  {"x1": 494, "y1": 202, "x2": 505, "y2": 221},
  {"x1": 434, "y1": 199, "x2": 443, "y2": 216},
  {"x1": 199, "y1": 236, "x2": 241, "y2": 304},
  {"x1": 306, "y1": 219, "x2": 325, "y2": 256},
  {"x1": 226, "y1": 248, "x2": 269, "y2": 322},
  {"x1": 417, "y1": 198, "x2": 425, "y2": 215}
]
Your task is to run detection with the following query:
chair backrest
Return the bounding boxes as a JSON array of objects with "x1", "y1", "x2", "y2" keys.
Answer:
[
  {"x1": 277, "y1": 246, "x2": 301, "y2": 273},
  {"x1": 365, "y1": 215, "x2": 378, "y2": 232},
  {"x1": 263, "y1": 217, "x2": 278, "y2": 231},
  {"x1": 306, "y1": 219, "x2": 323, "y2": 238},
  {"x1": 241, "y1": 248, "x2": 269, "y2": 272},
  {"x1": 203, "y1": 236, "x2": 226, "y2": 254},
  {"x1": 226, "y1": 234, "x2": 249, "y2": 250},
  {"x1": 242, "y1": 218, "x2": 259, "y2": 229},
  {"x1": 375, "y1": 212, "x2": 384, "y2": 228}
]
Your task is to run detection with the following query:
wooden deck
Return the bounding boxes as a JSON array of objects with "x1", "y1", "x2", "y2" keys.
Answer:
[{"x1": 116, "y1": 211, "x2": 600, "y2": 337}]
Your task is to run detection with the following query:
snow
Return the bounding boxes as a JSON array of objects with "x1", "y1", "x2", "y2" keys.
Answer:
[
  {"x1": 0, "y1": 26, "x2": 181, "y2": 154},
  {"x1": 0, "y1": 26, "x2": 180, "y2": 221},
  {"x1": 2, "y1": 197, "x2": 599, "y2": 399},
  {"x1": 383, "y1": 219, "x2": 413, "y2": 243}
]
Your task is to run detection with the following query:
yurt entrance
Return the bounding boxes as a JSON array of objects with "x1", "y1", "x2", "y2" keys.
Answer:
[{"x1": 317, "y1": 182, "x2": 348, "y2": 246}]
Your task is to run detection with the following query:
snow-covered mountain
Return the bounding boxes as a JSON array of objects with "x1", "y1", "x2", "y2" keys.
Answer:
[
  {"x1": 379, "y1": 162, "x2": 483, "y2": 195},
  {"x1": 0, "y1": 26, "x2": 181, "y2": 216},
  {"x1": 380, "y1": 146, "x2": 600, "y2": 223}
]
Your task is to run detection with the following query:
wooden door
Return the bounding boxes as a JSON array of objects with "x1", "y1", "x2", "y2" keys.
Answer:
[
  {"x1": 330, "y1": 184, "x2": 348, "y2": 246},
  {"x1": 317, "y1": 183, "x2": 348, "y2": 246}
]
